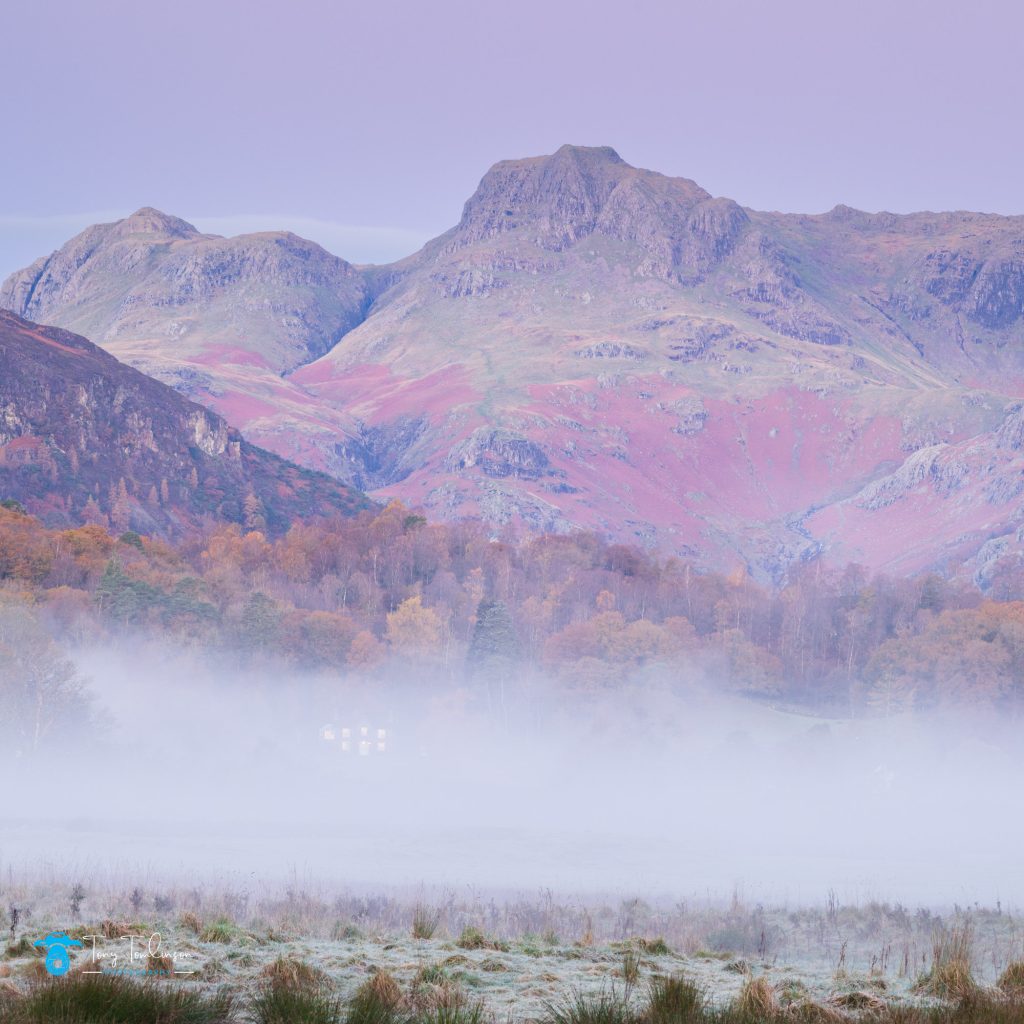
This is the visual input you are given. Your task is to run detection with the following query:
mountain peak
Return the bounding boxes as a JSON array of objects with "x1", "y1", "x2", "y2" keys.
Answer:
[
  {"x1": 551, "y1": 143, "x2": 624, "y2": 164},
  {"x1": 456, "y1": 145, "x2": 667, "y2": 249},
  {"x1": 449, "y1": 144, "x2": 732, "y2": 279},
  {"x1": 115, "y1": 207, "x2": 199, "y2": 239}
]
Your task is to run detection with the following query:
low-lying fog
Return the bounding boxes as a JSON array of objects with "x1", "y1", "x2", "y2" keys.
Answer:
[{"x1": 3, "y1": 643, "x2": 1022, "y2": 907}]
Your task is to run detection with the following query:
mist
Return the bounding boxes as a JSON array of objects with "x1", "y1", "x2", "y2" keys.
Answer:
[{"x1": 4, "y1": 640, "x2": 1022, "y2": 910}]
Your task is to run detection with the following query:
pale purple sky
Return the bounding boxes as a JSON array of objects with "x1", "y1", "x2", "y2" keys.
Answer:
[{"x1": 2, "y1": 0, "x2": 1021, "y2": 278}]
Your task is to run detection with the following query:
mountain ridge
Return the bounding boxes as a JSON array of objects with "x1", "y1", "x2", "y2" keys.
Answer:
[{"x1": 4, "y1": 145, "x2": 1024, "y2": 583}]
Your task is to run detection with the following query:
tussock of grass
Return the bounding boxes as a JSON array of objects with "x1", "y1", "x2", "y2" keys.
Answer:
[
  {"x1": 453, "y1": 927, "x2": 509, "y2": 953},
  {"x1": 201, "y1": 917, "x2": 245, "y2": 944},
  {"x1": 346, "y1": 972, "x2": 409, "y2": 1024},
  {"x1": 915, "y1": 922, "x2": 978, "y2": 1001},
  {"x1": 637, "y1": 938, "x2": 671, "y2": 956},
  {"x1": 622, "y1": 950, "x2": 642, "y2": 986},
  {"x1": 829, "y1": 990, "x2": 886, "y2": 1012},
  {"x1": 362, "y1": 970, "x2": 404, "y2": 1008},
  {"x1": 252, "y1": 984, "x2": 343, "y2": 1024},
  {"x1": 414, "y1": 964, "x2": 451, "y2": 987},
  {"x1": 413, "y1": 905, "x2": 442, "y2": 940},
  {"x1": 420, "y1": 993, "x2": 488, "y2": 1024},
  {"x1": 147, "y1": 952, "x2": 175, "y2": 976},
  {"x1": 735, "y1": 976, "x2": 778, "y2": 1019},
  {"x1": 545, "y1": 987, "x2": 633, "y2": 1024},
  {"x1": 455, "y1": 927, "x2": 489, "y2": 951},
  {"x1": 98, "y1": 919, "x2": 143, "y2": 940},
  {"x1": 786, "y1": 1000, "x2": 848, "y2": 1024},
  {"x1": 943, "y1": 992, "x2": 1024, "y2": 1024},
  {"x1": 643, "y1": 975, "x2": 705, "y2": 1024},
  {"x1": 260, "y1": 955, "x2": 332, "y2": 993},
  {"x1": 999, "y1": 962, "x2": 1024, "y2": 995},
  {"x1": 3, "y1": 937, "x2": 44, "y2": 960},
  {"x1": 179, "y1": 911, "x2": 203, "y2": 935},
  {"x1": 915, "y1": 958, "x2": 978, "y2": 1001},
  {"x1": 3, "y1": 973, "x2": 234, "y2": 1023}
]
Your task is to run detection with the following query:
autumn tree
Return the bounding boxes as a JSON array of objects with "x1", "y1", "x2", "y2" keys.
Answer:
[
  {"x1": 385, "y1": 596, "x2": 442, "y2": 660},
  {"x1": 864, "y1": 608, "x2": 1016, "y2": 709},
  {"x1": 347, "y1": 630, "x2": 385, "y2": 670}
]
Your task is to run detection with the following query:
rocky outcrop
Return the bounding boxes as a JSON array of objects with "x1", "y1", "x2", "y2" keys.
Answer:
[
  {"x1": 854, "y1": 445, "x2": 968, "y2": 510},
  {"x1": 892, "y1": 241, "x2": 1024, "y2": 331},
  {"x1": 575, "y1": 341, "x2": 647, "y2": 361},
  {"x1": 968, "y1": 257, "x2": 1024, "y2": 328},
  {"x1": 431, "y1": 268, "x2": 506, "y2": 298},
  {"x1": 997, "y1": 404, "x2": 1024, "y2": 450},
  {"x1": 445, "y1": 429, "x2": 551, "y2": 480}
]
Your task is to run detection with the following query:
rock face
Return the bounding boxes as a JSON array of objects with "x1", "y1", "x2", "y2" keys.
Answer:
[
  {"x1": 446, "y1": 429, "x2": 552, "y2": 480},
  {"x1": 0, "y1": 311, "x2": 368, "y2": 535},
  {"x1": 6, "y1": 145, "x2": 1024, "y2": 581},
  {"x1": 447, "y1": 144, "x2": 747, "y2": 283}
]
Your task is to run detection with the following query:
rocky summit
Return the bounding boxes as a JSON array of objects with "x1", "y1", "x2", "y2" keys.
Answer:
[{"x1": 4, "y1": 145, "x2": 1024, "y2": 582}]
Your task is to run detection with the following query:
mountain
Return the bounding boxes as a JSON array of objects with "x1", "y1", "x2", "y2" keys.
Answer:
[
  {"x1": 5, "y1": 146, "x2": 1024, "y2": 581},
  {"x1": 0, "y1": 209, "x2": 370, "y2": 473},
  {"x1": 0, "y1": 310, "x2": 369, "y2": 535}
]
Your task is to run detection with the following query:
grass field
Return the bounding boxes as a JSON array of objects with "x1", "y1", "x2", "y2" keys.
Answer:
[{"x1": 2, "y1": 883, "x2": 1023, "y2": 1022}]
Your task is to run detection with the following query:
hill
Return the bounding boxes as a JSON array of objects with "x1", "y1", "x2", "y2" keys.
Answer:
[{"x1": 0, "y1": 310, "x2": 369, "y2": 535}]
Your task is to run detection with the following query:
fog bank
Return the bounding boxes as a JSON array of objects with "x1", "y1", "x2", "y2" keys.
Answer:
[{"x1": 3, "y1": 643, "x2": 1022, "y2": 907}]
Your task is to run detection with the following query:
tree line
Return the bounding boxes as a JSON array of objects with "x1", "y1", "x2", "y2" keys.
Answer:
[{"x1": 1, "y1": 498, "x2": 1023, "y2": 747}]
